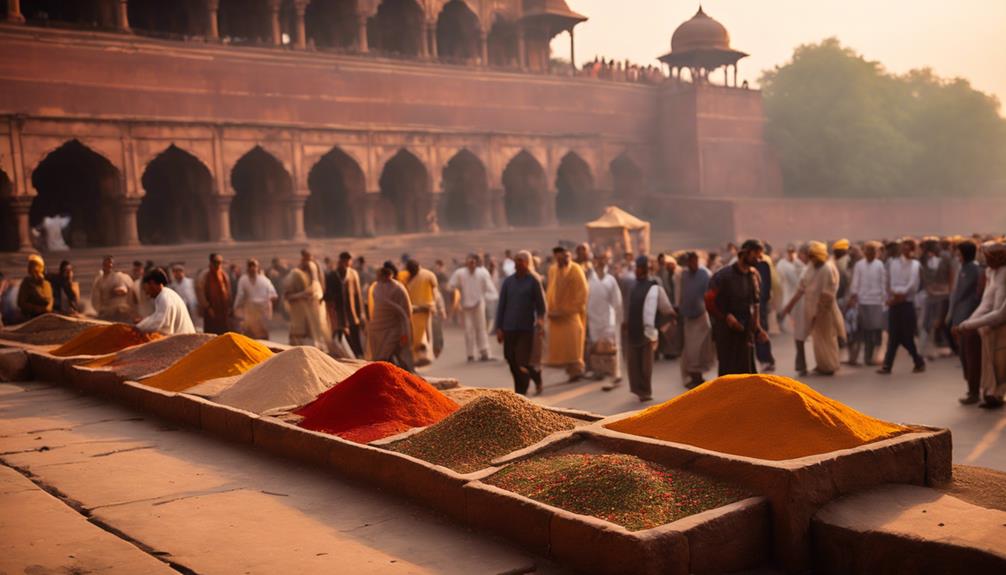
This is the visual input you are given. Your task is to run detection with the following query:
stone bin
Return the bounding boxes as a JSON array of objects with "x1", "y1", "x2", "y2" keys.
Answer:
[
  {"x1": 581, "y1": 423, "x2": 952, "y2": 573},
  {"x1": 0, "y1": 348, "x2": 30, "y2": 381},
  {"x1": 469, "y1": 432, "x2": 773, "y2": 575}
]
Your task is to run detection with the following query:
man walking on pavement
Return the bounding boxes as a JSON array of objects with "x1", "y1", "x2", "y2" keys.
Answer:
[{"x1": 449, "y1": 253, "x2": 498, "y2": 362}]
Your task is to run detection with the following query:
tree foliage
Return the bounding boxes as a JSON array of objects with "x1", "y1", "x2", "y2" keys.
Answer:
[{"x1": 761, "y1": 38, "x2": 1006, "y2": 198}]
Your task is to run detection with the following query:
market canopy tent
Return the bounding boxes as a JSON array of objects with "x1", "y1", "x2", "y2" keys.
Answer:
[{"x1": 585, "y1": 206, "x2": 651, "y2": 257}]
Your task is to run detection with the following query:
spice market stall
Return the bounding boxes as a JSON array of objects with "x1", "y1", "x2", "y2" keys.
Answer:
[{"x1": 585, "y1": 206, "x2": 651, "y2": 258}]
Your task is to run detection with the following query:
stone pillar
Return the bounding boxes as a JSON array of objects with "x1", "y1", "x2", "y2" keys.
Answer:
[
  {"x1": 293, "y1": 0, "x2": 309, "y2": 49},
  {"x1": 516, "y1": 28, "x2": 526, "y2": 70},
  {"x1": 11, "y1": 196, "x2": 33, "y2": 251},
  {"x1": 420, "y1": 21, "x2": 430, "y2": 58},
  {"x1": 490, "y1": 188, "x2": 507, "y2": 228},
  {"x1": 116, "y1": 0, "x2": 130, "y2": 31},
  {"x1": 210, "y1": 196, "x2": 234, "y2": 243},
  {"x1": 288, "y1": 195, "x2": 307, "y2": 240},
  {"x1": 6, "y1": 0, "x2": 24, "y2": 23},
  {"x1": 479, "y1": 31, "x2": 488, "y2": 67},
  {"x1": 363, "y1": 192, "x2": 379, "y2": 237},
  {"x1": 268, "y1": 0, "x2": 282, "y2": 46},
  {"x1": 356, "y1": 14, "x2": 369, "y2": 53},
  {"x1": 429, "y1": 25, "x2": 438, "y2": 59},
  {"x1": 206, "y1": 0, "x2": 220, "y2": 40},
  {"x1": 119, "y1": 198, "x2": 141, "y2": 247},
  {"x1": 543, "y1": 190, "x2": 557, "y2": 226},
  {"x1": 569, "y1": 28, "x2": 576, "y2": 72}
]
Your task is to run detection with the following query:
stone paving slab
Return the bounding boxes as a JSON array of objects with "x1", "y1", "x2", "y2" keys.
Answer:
[
  {"x1": 0, "y1": 465, "x2": 178, "y2": 575},
  {"x1": 812, "y1": 484, "x2": 1006, "y2": 574},
  {"x1": 0, "y1": 382, "x2": 545, "y2": 574}
]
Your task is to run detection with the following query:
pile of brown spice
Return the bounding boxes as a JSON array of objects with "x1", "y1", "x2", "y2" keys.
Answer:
[
  {"x1": 0, "y1": 314, "x2": 105, "y2": 345},
  {"x1": 388, "y1": 393, "x2": 578, "y2": 473},
  {"x1": 84, "y1": 333, "x2": 215, "y2": 380},
  {"x1": 484, "y1": 453, "x2": 749, "y2": 531}
]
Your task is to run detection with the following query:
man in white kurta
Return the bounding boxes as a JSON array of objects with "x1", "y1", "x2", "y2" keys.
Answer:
[
  {"x1": 448, "y1": 255, "x2": 497, "y2": 361},
  {"x1": 135, "y1": 269, "x2": 196, "y2": 335},
  {"x1": 848, "y1": 242, "x2": 887, "y2": 366},
  {"x1": 586, "y1": 253, "x2": 622, "y2": 381},
  {"x1": 234, "y1": 259, "x2": 278, "y2": 339},
  {"x1": 775, "y1": 244, "x2": 805, "y2": 333}
]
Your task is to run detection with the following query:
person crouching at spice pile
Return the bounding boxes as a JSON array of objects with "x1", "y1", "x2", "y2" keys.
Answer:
[
  {"x1": 705, "y1": 240, "x2": 768, "y2": 376},
  {"x1": 496, "y1": 251, "x2": 547, "y2": 396},
  {"x1": 135, "y1": 268, "x2": 195, "y2": 335},
  {"x1": 398, "y1": 259, "x2": 439, "y2": 367},
  {"x1": 17, "y1": 254, "x2": 53, "y2": 320},
  {"x1": 234, "y1": 258, "x2": 278, "y2": 340},
  {"x1": 621, "y1": 256, "x2": 674, "y2": 402},
  {"x1": 955, "y1": 241, "x2": 1006, "y2": 409},
  {"x1": 781, "y1": 241, "x2": 846, "y2": 375},
  {"x1": 366, "y1": 261, "x2": 415, "y2": 371},
  {"x1": 545, "y1": 246, "x2": 590, "y2": 383}
]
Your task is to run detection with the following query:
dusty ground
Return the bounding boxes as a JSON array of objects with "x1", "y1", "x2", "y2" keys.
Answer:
[{"x1": 943, "y1": 465, "x2": 1006, "y2": 512}]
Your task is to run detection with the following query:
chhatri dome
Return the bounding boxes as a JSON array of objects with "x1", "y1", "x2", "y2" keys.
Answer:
[{"x1": 659, "y1": 6, "x2": 748, "y2": 86}]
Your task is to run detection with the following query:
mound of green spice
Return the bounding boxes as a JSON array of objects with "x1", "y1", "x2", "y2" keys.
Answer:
[
  {"x1": 484, "y1": 453, "x2": 749, "y2": 531},
  {"x1": 388, "y1": 392, "x2": 578, "y2": 473}
]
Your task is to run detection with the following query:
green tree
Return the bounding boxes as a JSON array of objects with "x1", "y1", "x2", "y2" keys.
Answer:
[{"x1": 760, "y1": 38, "x2": 1006, "y2": 198}]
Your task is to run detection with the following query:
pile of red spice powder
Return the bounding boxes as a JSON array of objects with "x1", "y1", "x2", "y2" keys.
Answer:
[{"x1": 295, "y1": 362, "x2": 458, "y2": 443}]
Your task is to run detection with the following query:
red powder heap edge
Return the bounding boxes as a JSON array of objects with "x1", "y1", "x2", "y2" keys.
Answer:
[{"x1": 295, "y1": 361, "x2": 458, "y2": 444}]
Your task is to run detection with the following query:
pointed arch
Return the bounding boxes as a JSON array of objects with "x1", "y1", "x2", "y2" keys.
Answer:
[
  {"x1": 306, "y1": 147, "x2": 366, "y2": 237},
  {"x1": 610, "y1": 153, "x2": 644, "y2": 209},
  {"x1": 555, "y1": 151, "x2": 597, "y2": 224},
  {"x1": 436, "y1": 0, "x2": 480, "y2": 63},
  {"x1": 502, "y1": 150, "x2": 547, "y2": 227},
  {"x1": 138, "y1": 145, "x2": 213, "y2": 245},
  {"x1": 487, "y1": 14, "x2": 519, "y2": 68},
  {"x1": 368, "y1": 0, "x2": 425, "y2": 57},
  {"x1": 127, "y1": 0, "x2": 205, "y2": 37},
  {"x1": 442, "y1": 149, "x2": 489, "y2": 230},
  {"x1": 230, "y1": 146, "x2": 294, "y2": 241},
  {"x1": 306, "y1": 0, "x2": 359, "y2": 49},
  {"x1": 0, "y1": 170, "x2": 15, "y2": 252},
  {"x1": 378, "y1": 148, "x2": 431, "y2": 234},
  {"x1": 30, "y1": 139, "x2": 123, "y2": 248},
  {"x1": 19, "y1": 0, "x2": 115, "y2": 28}
]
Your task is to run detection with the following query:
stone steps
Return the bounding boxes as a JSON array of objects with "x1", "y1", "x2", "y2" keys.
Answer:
[{"x1": 811, "y1": 484, "x2": 1006, "y2": 574}]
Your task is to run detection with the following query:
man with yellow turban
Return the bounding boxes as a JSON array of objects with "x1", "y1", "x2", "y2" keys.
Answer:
[
  {"x1": 782, "y1": 241, "x2": 846, "y2": 374},
  {"x1": 399, "y1": 259, "x2": 439, "y2": 367},
  {"x1": 17, "y1": 254, "x2": 53, "y2": 320}
]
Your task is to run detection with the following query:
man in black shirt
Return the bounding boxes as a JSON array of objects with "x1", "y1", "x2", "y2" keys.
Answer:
[{"x1": 704, "y1": 239, "x2": 768, "y2": 376}]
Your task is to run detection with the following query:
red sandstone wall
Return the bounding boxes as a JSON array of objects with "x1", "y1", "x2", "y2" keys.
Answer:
[
  {"x1": 0, "y1": 25, "x2": 656, "y2": 140},
  {"x1": 694, "y1": 86, "x2": 782, "y2": 199},
  {"x1": 656, "y1": 85, "x2": 699, "y2": 195}
]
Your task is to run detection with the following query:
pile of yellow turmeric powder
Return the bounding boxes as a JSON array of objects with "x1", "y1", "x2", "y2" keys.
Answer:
[
  {"x1": 605, "y1": 374, "x2": 910, "y2": 460},
  {"x1": 141, "y1": 332, "x2": 273, "y2": 392}
]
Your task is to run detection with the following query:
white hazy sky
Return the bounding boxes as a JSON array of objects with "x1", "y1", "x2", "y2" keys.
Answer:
[{"x1": 553, "y1": 0, "x2": 1006, "y2": 109}]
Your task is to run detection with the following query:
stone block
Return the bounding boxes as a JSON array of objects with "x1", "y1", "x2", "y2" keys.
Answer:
[
  {"x1": 26, "y1": 351, "x2": 64, "y2": 382},
  {"x1": 251, "y1": 416, "x2": 334, "y2": 468},
  {"x1": 0, "y1": 348, "x2": 30, "y2": 382},
  {"x1": 675, "y1": 497, "x2": 772, "y2": 574},
  {"x1": 65, "y1": 366, "x2": 122, "y2": 397},
  {"x1": 463, "y1": 483, "x2": 552, "y2": 557},
  {"x1": 137, "y1": 385, "x2": 201, "y2": 429},
  {"x1": 922, "y1": 428, "x2": 954, "y2": 486},
  {"x1": 549, "y1": 512, "x2": 689, "y2": 575},
  {"x1": 190, "y1": 395, "x2": 257, "y2": 445}
]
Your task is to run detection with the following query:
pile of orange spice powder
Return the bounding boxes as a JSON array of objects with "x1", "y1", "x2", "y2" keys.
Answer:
[
  {"x1": 606, "y1": 374, "x2": 910, "y2": 460},
  {"x1": 140, "y1": 332, "x2": 273, "y2": 392},
  {"x1": 296, "y1": 362, "x2": 458, "y2": 443},
  {"x1": 51, "y1": 324, "x2": 161, "y2": 357}
]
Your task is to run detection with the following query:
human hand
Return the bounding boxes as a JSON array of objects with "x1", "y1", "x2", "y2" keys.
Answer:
[
  {"x1": 756, "y1": 329, "x2": 769, "y2": 344},
  {"x1": 726, "y1": 314, "x2": 744, "y2": 333},
  {"x1": 496, "y1": 329, "x2": 504, "y2": 344}
]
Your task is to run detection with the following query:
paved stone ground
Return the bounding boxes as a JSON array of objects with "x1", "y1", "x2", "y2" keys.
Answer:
[
  {"x1": 418, "y1": 325, "x2": 1006, "y2": 472},
  {"x1": 0, "y1": 381, "x2": 555, "y2": 575}
]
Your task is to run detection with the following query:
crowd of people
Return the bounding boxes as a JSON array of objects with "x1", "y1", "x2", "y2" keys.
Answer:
[
  {"x1": 2, "y1": 233, "x2": 1004, "y2": 409},
  {"x1": 579, "y1": 57, "x2": 665, "y2": 84}
]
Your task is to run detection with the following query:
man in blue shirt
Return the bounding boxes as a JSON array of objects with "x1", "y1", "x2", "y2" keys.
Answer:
[{"x1": 496, "y1": 251, "x2": 547, "y2": 395}]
